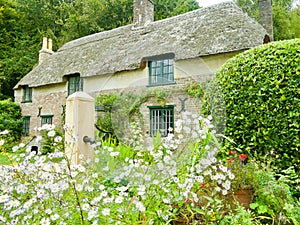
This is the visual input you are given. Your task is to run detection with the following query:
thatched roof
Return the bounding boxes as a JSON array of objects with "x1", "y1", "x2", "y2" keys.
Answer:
[{"x1": 15, "y1": 1, "x2": 268, "y2": 89}]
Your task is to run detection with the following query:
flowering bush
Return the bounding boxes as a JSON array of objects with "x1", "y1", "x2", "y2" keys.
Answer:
[
  {"x1": 0, "y1": 112, "x2": 239, "y2": 224},
  {"x1": 2, "y1": 111, "x2": 298, "y2": 224}
]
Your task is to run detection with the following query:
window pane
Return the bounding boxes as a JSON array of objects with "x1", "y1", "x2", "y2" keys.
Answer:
[
  {"x1": 22, "y1": 116, "x2": 30, "y2": 135},
  {"x1": 68, "y1": 75, "x2": 83, "y2": 95},
  {"x1": 23, "y1": 86, "x2": 32, "y2": 102},
  {"x1": 149, "y1": 57, "x2": 174, "y2": 85},
  {"x1": 41, "y1": 116, "x2": 53, "y2": 126},
  {"x1": 149, "y1": 106, "x2": 174, "y2": 137}
]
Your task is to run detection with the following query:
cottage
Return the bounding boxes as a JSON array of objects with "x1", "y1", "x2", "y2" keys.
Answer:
[{"x1": 14, "y1": 0, "x2": 271, "y2": 140}]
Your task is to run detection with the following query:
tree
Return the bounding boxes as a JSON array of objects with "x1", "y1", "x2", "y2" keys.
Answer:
[
  {"x1": 0, "y1": 0, "x2": 199, "y2": 100},
  {"x1": 235, "y1": 0, "x2": 300, "y2": 40}
]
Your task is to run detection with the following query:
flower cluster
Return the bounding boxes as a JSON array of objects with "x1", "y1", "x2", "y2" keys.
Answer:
[
  {"x1": 227, "y1": 151, "x2": 256, "y2": 190},
  {"x1": 0, "y1": 112, "x2": 235, "y2": 224}
]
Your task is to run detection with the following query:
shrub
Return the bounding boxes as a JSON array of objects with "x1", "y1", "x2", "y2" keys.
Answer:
[
  {"x1": 214, "y1": 39, "x2": 300, "y2": 173},
  {"x1": 0, "y1": 99, "x2": 22, "y2": 145}
]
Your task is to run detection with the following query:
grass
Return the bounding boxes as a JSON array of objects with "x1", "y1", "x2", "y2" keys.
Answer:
[{"x1": 0, "y1": 152, "x2": 12, "y2": 165}]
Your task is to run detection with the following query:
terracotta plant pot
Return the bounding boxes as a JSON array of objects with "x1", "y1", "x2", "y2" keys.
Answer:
[{"x1": 232, "y1": 185, "x2": 254, "y2": 209}]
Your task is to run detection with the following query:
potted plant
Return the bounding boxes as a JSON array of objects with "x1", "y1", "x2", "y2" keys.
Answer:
[{"x1": 227, "y1": 151, "x2": 257, "y2": 209}]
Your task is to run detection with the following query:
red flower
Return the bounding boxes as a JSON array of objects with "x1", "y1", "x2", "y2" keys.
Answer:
[
  {"x1": 201, "y1": 183, "x2": 206, "y2": 188},
  {"x1": 228, "y1": 150, "x2": 237, "y2": 155},
  {"x1": 238, "y1": 153, "x2": 247, "y2": 162},
  {"x1": 228, "y1": 158, "x2": 234, "y2": 163}
]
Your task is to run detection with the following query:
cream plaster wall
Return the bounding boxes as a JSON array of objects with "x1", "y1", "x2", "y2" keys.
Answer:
[{"x1": 15, "y1": 51, "x2": 241, "y2": 135}]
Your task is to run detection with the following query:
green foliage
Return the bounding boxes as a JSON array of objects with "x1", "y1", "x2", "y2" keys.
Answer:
[
  {"x1": 183, "y1": 82, "x2": 204, "y2": 98},
  {"x1": 235, "y1": 0, "x2": 300, "y2": 41},
  {"x1": 95, "y1": 89, "x2": 171, "y2": 139},
  {"x1": 0, "y1": 0, "x2": 199, "y2": 100},
  {"x1": 214, "y1": 39, "x2": 300, "y2": 174},
  {"x1": 250, "y1": 164, "x2": 299, "y2": 224},
  {"x1": 154, "y1": 0, "x2": 199, "y2": 21},
  {"x1": 0, "y1": 99, "x2": 22, "y2": 144},
  {"x1": 0, "y1": 153, "x2": 10, "y2": 165}
]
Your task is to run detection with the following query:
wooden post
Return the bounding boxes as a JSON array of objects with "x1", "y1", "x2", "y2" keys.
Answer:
[{"x1": 65, "y1": 92, "x2": 95, "y2": 164}]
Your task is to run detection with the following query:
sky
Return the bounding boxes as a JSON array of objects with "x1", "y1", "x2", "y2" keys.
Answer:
[
  {"x1": 197, "y1": 0, "x2": 299, "y2": 8},
  {"x1": 196, "y1": 0, "x2": 233, "y2": 7}
]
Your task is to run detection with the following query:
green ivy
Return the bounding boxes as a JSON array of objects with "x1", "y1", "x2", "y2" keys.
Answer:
[
  {"x1": 183, "y1": 82, "x2": 204, "y2": 99},
  {"x1": 95, "y1": 89, "x2": 171, "y2": 139},
  {"x1": 214, "y1": 39, "x2": 300, "y2": 174}
]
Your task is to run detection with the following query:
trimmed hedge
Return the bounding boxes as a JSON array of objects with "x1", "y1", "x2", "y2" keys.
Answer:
[
  {"x1": 215, "y1": 39, "x2": 300, "y2": 171},
  {"x1": 0, "y1": 99, "x2": 23, "y2": 144}
]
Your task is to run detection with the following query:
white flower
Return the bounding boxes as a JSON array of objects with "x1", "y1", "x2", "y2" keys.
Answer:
[
  {"x1": 36, "y1": 136, "x2": 43, "y2": 142},
  {"x1": 0, "y1": 139, "x2": 4, "y2": 146},
  {"x1": 116, "y1": 186, "x2": 128, "y2": 192},
  {"x1": 19, "y1": 143, "x2": 25, "y2": 148},
  {"x1": 40, "y1": 217, "x2": 50, "y2": 225},
  {"x1": 222, "y1": 180, "x2": 231, "y2": 190},
  {"x1": 135, "y1": 201, "x2": 146, "y2": 212},
  {"x1": 82, "y1": 203, "x2": 89, "y2": 211},
  {"x1": 228, "y1": 172, "x2": 235, "y2": 180},
  {"x1": 47, "y1": 130, "x2": 56, "y2": 137},
  {"x1": 16, "y1": 184, "x2": 26, "y2": 194},
  {"x1": 94, "y1": 158, "x2": 99, "y2": 163},
  {"x1": 107, "y1": 147, "x2": 114, "y2": 152},
  {"x1": 103, "y1": 197, "x2": 113, "y2": 204},
  {"x1": 0, "y1": 195, "x2": 10, "y2": 203},
  {"x1": 102, "y1": 208, "x2": 110, "y2": 216},
  {"x1": 110, "y1": 151, "x2": 120, "y2": 157},
  {"x1": 50, "y1": 213, "x2": 60, "y2": 221},
  {"x1": 45, "y1": 208, "x2": 52, "y2": 214},
  {"x1": 88, "y1": 209, "x2": 98, "y2": 220},
  {"x1": 115, "y1": 196, "x2": 123, "y2": 204},
  {"x1": 222, "y1": 189, "x2": 228, "y2": 195},
  {"x1": 11, "y1": 200, "x2": 20, "y2": 208},
  {"x1": 100, "y1": 191, "x2": 108, "y2": 197},
  {"x1": 54, "y1": 136, "x2": 62, "y2": 142},
  {"x1": 12, "y1": 146, "x2": 19, "y2": 152},
  {"x1": 0, "y1": 130, "x2": 9, "y2": 135},
  {"x1": 0, "y1": 215, "x2": 6, "y2": 222}
]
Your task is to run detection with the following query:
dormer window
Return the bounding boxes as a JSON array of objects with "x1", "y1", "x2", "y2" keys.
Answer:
[
  {"x1": 148, "y1": 54, "x2": 175, "y2": 86},
  {"x1": 22, "y1": 86, "x2": 32, "y2": 103},
  {"x1": 68, "y1": 74, "x2": 83, "y2": 96}
]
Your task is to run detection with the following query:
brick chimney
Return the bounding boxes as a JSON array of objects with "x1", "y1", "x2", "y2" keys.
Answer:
[
  {"x1": 133, "y1": 0, "x2": 154, "y2": 28},
  {"x1": 258, "y1": 0, "x2": 273, "y2": 41},
  {"x1": 39, "y1": 37, "x2": 54, "y2": 65}
]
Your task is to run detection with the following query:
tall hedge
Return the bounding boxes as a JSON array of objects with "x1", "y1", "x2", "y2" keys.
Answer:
[
  {"x1": 215, "y1": 39, "x2": 300, "y2": 171},
  {"x1": 0, "y1": 99, "x2": 23, "y2": 144}
]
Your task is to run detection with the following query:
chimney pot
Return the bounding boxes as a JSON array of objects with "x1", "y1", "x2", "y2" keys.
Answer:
[
  {"x1": 48, "y1": 38, "x2": 53, "y2": 51},
  {"x1": 39, "y1": 37, "x2": 53, "y2": 65},
  {"x1": 42, "y1": 37, "x2": 48, "y2": 50}
]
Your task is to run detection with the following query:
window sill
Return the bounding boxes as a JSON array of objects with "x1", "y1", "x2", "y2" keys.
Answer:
[
  {"x1": 146, "y1": 81, "x2": 177, "y2": 87},
  {"x1": 21, "y1": 100, "x2": 32, "y2": 103}
]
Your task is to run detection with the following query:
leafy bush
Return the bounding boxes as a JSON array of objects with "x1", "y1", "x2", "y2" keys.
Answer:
[
  {"x1": 0, "y1": 99, "x2": 22, "y2": 144},
  {"x1": 214, "y1": 39, "x2": 300, "y2": 173}
]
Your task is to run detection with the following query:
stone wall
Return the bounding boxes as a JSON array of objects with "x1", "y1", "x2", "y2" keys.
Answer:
[{"x1": 16, "y1": 90, "x2": 67, "y2": 133}]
